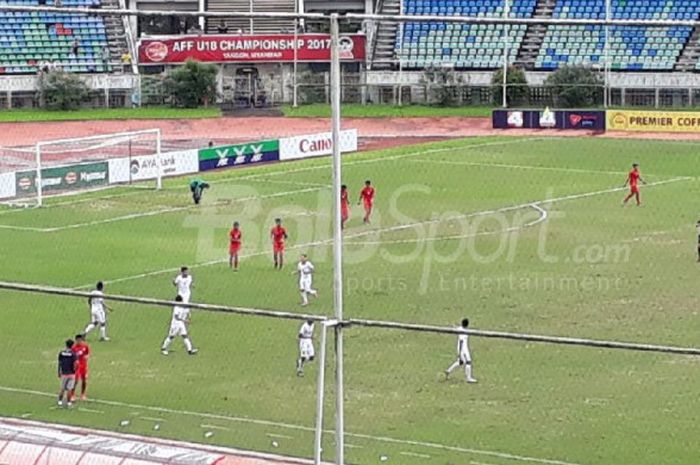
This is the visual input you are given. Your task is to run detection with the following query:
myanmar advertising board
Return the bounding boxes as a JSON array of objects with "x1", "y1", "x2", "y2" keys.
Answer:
[{"x1": 139, "y1": 34, "x2": 366, "y2": 64}]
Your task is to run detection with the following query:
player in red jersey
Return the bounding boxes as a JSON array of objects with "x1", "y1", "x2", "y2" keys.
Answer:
[
  {"x1": 229, "y1": 221, "x2": 242, "y2": 271},
  {"x1": 270, "y1": 218, "x2": 288, "y2": 269},
  {"x1": 358, "y1": 180, "x2": 375, "y2": 224},
  {"x1": 622, "y1": 163, "x2": 646, "y2": 206},
  {"x1": 70, "y1": 334, "x2": 90, "y2": 401},
  {"x1": 340, "y1": 184, "x2": 350, "y2": 229}
]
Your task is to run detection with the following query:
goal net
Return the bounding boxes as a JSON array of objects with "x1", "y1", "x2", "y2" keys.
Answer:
[{"x1": 0, "y1": 129, "x2": 162, "y2": 208}]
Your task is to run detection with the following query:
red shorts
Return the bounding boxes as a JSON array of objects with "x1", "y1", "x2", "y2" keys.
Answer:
[
  {"x1": 630, "y1": 185, "x2": 639, "y2": 194},
  {"x1": 229, "y1": 243, "x2": 241, "y2": 254},
  {"x1": 75, "y1": 366, "x2": 88, "y2": 380},
  {"x1": 363, "y1": 201, "x2": 373, "y2": 212},
  {"x1": 341, "y1": 206, "x2": 349, "y2": 220},
  {"x1": 273, "y1": 242, "x2": 285, "y2": 253}
]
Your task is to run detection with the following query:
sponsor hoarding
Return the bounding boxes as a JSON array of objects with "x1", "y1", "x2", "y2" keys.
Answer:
[
  {"x1": 15, "y1": 162, "x2": 108, "y2": 197},
  {"x1": 493, "y1": 110, "x2": 606, "y2": 130},
  {"x1": 607, "y1": 110, "x2": 700, "y2": 132},
  {"x1": 109, "y1": 150, "x2": 199, "y2": 184},
  {"x1": 279, "y1": 129, "x2": 358, "y2": 161},
  {"x1": 0, "y1": 172, "x2": 16, "y2": 199},
  {"x1": 139, "y1": 34, "x2": 366, "y2": 64},
  {"x1": 198, "y1": 140, "x2": 279, "y2": 172}
]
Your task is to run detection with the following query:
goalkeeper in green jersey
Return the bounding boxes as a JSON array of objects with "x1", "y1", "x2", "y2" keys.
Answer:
[{"x1": 189, "y1": 178, "x2": 210, "y2": 205}]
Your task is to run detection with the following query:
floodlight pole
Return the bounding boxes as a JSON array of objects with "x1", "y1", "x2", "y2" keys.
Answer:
[
  {"x1": 293, "y1": 17, "x2": 299, "y2": 107},
  {"x1": 604, "y1": 0, "x2": 611, "y2": 108},
  {"x1": 329, "y1": 12, "x2": 345, "y2": 465},
  {"x1": 502, "y1": 0, "x2": 510, "y2": 108},
  {"x1": 313, "y1": 320, "x2": 331, "y2": 465},
  {"x1": 35, "y1": 143, "x2": 43, "y2": 207},
  {"x1": 155, "y1": 128, "x2": 163, "y2": 190}
]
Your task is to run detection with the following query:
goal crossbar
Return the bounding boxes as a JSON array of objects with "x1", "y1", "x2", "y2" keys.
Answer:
[{"x1": 1, "y1": 280, "x2": 697, "y2": 356}]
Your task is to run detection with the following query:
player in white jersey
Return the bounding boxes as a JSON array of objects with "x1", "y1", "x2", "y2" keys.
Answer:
[
  {"x1": 295, "y1": 255, "x2": 317, "y2": 306},
  {"x1": 296, "y1": 319, "x2": 315, "y2": 376},
  {"x1": 173, "y1": 266, "x2": 194, "y2": 303},
  {"x1": 444, "y1": 318, "x2": 477, "y2": 383},
  {"x1": 83, "y1": 281, "x2": 112, "y2": 341},
  {"x1": 161, "y1": 295, "x2": 198, "y2": 356}
]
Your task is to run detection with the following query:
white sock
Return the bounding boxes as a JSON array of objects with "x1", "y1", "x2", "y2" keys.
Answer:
[
  {"x1": 300, "y1": 291, "x2": 308, "y2": 305},
  {"x1": 465, "y1": 364, "x2": 474, "y2": 380},
  {"x1": 99, "y1": 326, "x2": 107, "y2": 339},
  {"x1": 309, "y1": 289, "x2": 317, "y2": 296},
  {"x1": 84, "y1": 323, "x2": 95, "y2": 334},
  {"x1": 446, "y1": 361, "x2": 460, "y2": 374},
  {"x1": 297, "y1": 358, "x2": 303, "y2": 370},
  {"x1": 183, "y1": 337, "x2": 193, "y2": 352},
  {"x1": 162, "y1": 337, "x2": 172, "y2": 349}
]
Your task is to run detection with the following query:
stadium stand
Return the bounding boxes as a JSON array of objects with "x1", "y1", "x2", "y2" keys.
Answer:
[
  {"x1": 0, "y1": 0, "x2": 126, "y2": 74},
  {"x1": 206, "y1": 0, "x2": 296, "y2": 34},
  {"x1": 397, "y1": 0, "x2": 537, "y2": 69},
  {"x1": 535, "y1": 0, "x2": 700, "y2": 70}
]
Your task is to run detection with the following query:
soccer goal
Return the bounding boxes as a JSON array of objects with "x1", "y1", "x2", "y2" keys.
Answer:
[{"x1": 0, "y1": 129, "x2": 162, "y2": 208}]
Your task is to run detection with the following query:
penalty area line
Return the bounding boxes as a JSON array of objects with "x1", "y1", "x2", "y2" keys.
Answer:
[{"x1": 0, "y1": 385, "x2": 585, "y2": 465}]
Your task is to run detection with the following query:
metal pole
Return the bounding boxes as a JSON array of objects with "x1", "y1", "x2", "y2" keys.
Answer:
[
  {"x1": 398, "y1": 21, "x2": 403, "y2": 106},
  {"x1": 604, "y1": 0, "x2": 610, "y2": 108},
  {"x1": 329, "y1": 13, "x2": 345, "y2": 465},
  {"x1": 35, "y1": 143, "x2": 43, "y2": 207},
  {"x1": 502, "y1": 0, "x2": 509, "y2": 108},
  {"x1": 293, "y1": 17, "x2": 299, "y2": 107},
  {"x1": 155, "y1": 128, "x2": 162, "y2": 190},
  {"x1": 313, "y1": 321, "x2": 330, "y2": 465}
]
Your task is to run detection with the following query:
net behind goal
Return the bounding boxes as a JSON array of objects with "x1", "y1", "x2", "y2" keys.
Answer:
[{"x1": 0, "y1": 129, "x2": 162, "y2": 208}]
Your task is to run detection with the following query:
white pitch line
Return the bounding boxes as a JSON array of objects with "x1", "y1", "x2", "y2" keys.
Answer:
[
  {"x1": 140, "y1": 416, "x2": 166, "y2": 422},
  {"x1": 344, "y1": 444, "x2": 364, "y2": 449},
  {"x1": 0, "y1": 189, "x2": 145, "y2": 216},
  {"x1": 201, "y1": 424, "x2": 232, "y2": 431},
  {"x1": 78, "y1": 407, "x2": 105, "y2": 414},
  {"x1": 0, "y1": 187, "x2": 324, "y2": 233},
  {"x1": 73, "y1": 176, "x2": 689, "y2": 290},
  {"x1": 20, "y1": 413, "x2": 32, "y2": 418},
  {"x1": 266, "y1": 433, "x2": 294, "y2": 439},
  {"x1": 346, "y1": 204, "x2": 547, "y2": 246},
  {"x1": 471, "y1": 461, "x2": 500, "y2": 465},
  {"x1": 407, "y1": 158, "x2": 637, "y2": 176},
  {"x1": 400, "y1": 451, "x2": 432, "y2": 459},
  {"x1": 0, "y1": 385, "x2": 584, "y2": 465}
]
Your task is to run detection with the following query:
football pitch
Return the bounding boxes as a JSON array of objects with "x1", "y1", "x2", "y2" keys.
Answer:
[{"x1": 1, "y1": 135, "x2": 699, "y2": 465}]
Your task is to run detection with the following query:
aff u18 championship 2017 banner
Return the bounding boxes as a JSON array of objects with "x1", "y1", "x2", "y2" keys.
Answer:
[{"x1": 139, "y1": 34, "x2": 366, "y2": 64}]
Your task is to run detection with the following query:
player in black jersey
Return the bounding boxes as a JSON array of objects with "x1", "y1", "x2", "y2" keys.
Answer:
[{"x1": 57, "y1": 339, "x2": 77, "y2": 407}]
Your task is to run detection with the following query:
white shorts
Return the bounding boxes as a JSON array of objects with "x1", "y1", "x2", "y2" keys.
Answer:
[
  {"x1": 299, "y1": 338, "x2": 314, "y2": 359},
  {"x1": 168, "y1": 321, "x2": 188, "y2": 337},
  {"x1": 299, "y1": 278, "x2": 314, "y2": 293},
  {"x1": 459, "y1": 350, "x2": 472, "y2": 364},
  {"x1": 179, "y1": 292, "x2": 191, "y2": 303},
  {"x1": 91, "y1": 309, "x2": 106, "y2": 325}
]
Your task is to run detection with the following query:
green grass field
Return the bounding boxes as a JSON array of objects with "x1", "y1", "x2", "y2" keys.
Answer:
[
  {"x1": 1, "y1": 136, "x2": 699, "y2": 465},
  {"x1": 0, "y1": 107, "x2": 221, "y2": 122}
]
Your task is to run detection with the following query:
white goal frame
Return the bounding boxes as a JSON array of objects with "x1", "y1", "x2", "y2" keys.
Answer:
[{"x1": 31, "y1": 128, "x2": 162, "y2": 207}]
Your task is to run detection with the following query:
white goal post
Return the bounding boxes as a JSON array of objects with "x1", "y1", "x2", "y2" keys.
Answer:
[{"x1": 0, "y1": 129, "x2": 162, "y2": 208}]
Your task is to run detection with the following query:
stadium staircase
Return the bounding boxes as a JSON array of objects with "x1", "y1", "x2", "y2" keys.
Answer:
[
  {"x1": 676, "y1": 26, "x2": 700, "y2": 71},
  {"x1": 370, "y1": 0, "x2": 401, "y2": 70},
  {"x1": 206, "y1": 0, "x2": 295, "y2": 34},
  {"x1": 517, "y1": 0, "x2": 556, "y2": 69},
  {"x1": 102, "y1": 0, "x2": 129, "y2": 68}
]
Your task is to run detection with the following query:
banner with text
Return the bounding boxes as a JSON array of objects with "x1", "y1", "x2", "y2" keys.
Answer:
[
  {"x1": 139, "y1": 34, "x2": 366, "y2": 64},
  {"x1": 198, "y1": 140, "x2": 279, "y2": 172},
  {"x1": 15, "y1": 162, "x2": 109, "y2": 197},
  {"x1": 109, "y1": 150, "x2": 199, "y2": 184},
  {"x1": 607, "y1": 110, "x2": 700, "y2": 132},
  {"x1": 0, "y1": 172, "x2": 16, "y2": 199},
  {"x1": 493, "y1": 109, "x2": 606, "y2": 130},
  {"x1": 279, "y1": 129, "x2": 358, "y2": 161}
]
